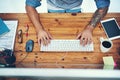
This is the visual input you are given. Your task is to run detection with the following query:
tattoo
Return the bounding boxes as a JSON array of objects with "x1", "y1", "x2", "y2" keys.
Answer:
[{"x1": 89, "y1": 7, "x2": 108, "y2": 28}]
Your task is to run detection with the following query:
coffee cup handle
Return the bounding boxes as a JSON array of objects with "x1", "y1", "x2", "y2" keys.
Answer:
[{"x1": 100, "y1": 37, "x2": 104, "y2": 43}]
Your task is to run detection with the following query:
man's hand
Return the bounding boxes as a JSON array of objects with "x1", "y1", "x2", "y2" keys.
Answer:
[
  {"x1": 76, "y1": 7, "x2": 108, "y2": 46},
  {"x1": 76, "y1": 25, "x2": 93, "y2": 46},
  {"x1": 37, "y1": 30, "x2": 52, "y2": 46},
  {"x1": 26, "y1": 6, "x2": 53, "y2": 46}
]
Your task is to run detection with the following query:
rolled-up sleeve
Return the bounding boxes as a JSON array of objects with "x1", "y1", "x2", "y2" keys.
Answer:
[
  {"x1": 94, "y1": 0, "x2": 110, "y2": 8},
  {"x1": 26, "y1": 0, "x2": 41, "y2": 8}
]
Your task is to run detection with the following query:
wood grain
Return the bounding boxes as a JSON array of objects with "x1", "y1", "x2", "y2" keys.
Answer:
[{"x1": 0, "y1": 13, "x2": 120, "y2": 68}]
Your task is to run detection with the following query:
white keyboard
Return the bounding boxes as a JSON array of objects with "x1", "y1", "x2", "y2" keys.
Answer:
[{"x1": 40, "y1": 40, "x2": 94, "y2": 52}]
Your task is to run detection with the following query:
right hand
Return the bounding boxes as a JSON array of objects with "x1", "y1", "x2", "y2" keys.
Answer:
[
  {"x1": 76, "y1": 25, "x2": 94, "y2": 46},
  {"x1": 37, "y1": 30, "x2": 52, "y2": 46}
]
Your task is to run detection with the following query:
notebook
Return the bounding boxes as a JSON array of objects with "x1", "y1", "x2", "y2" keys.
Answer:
[
  {"x1": 0, "y1": 20, "x2": 18, "y2": 50},
  {"x1": 0, "y1": 18, "x2": 10, "y2": 36}
]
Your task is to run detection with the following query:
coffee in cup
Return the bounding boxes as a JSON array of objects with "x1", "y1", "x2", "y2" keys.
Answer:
[{"x1": 100, "y1": 37, "x2": 113, "y2": 53}]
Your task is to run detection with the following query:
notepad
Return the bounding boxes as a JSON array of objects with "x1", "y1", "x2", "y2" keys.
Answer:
[
  {"x1": 0, "y1": 20, "x2": 18, "y2": 50},
  {"x1": 103, "y1": 56, "x2": 114, "y2": 65},
  {"x1": 103, "y1": 56, "x2": 115, "y2": 69},
  {"x1": 0, "y1": 18, "x2": 10, "y2": 36}
]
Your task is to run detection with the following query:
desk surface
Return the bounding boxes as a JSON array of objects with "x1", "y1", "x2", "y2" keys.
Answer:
[{"x1": 0, "y1": 13, "x2": 120, "y2": 69}]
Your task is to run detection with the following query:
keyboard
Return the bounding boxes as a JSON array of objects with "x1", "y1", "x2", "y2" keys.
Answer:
[{"x1": 40, "y1": 40, "x2": 94, "y2": 52}]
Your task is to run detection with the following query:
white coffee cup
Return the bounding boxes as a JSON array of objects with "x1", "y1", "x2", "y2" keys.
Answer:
[{"x1": 100, "y1": 37, "x2": 113, "y2": 53}]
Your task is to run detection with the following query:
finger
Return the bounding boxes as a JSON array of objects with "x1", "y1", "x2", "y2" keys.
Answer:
[
  {"x1": 88, "y1": 35, "x2": 93, "y2": 44},
  {"x1": 88, "y1": 38, "x2": 92, "y2": 44},
  {"x1": 48, "y1": 33, "x2": 53, "y2": 40},
  {"x1": 38, "y1": 38, "x2": 41, "y2": 46},
  {"x1": 45, "y1": 38, "x2": 50, "y2": 45},
  {"x1": 43, "y1": 37, "x2": 48, "y2": 46},
  {"x1": 80, "y1": 37, "x2": 84, "y2": 45},
  {"x1": 45, "y1": 35, "x2": 51, "y2": 45},
  {"x1": 46, "y1": 33, "x2": 53, "y2": 44},
  {"x1": 76, "y1": 33, "x2": 82, "y2": 39},
  {"x1": 41, "y1": 37, "x2": 44, "y2": 45},
  {"x1": 37, "y1": 35, "x2": 41, "y2": 46},
  {"x1": 83, "y1": 38, "x2": 88, "y2": 46}
]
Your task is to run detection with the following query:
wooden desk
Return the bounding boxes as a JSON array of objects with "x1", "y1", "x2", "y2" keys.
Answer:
[{"x1": 0, "y1": 13, "x2": 120, "y2": 68}]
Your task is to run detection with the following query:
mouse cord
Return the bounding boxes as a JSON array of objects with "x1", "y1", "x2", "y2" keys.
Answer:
[
  {"x1": 55, "y1": 52, "x2": 68, "y2": 68},
  {"x1": 15, "y1": 52, "x2": 29, "y2": 66}
]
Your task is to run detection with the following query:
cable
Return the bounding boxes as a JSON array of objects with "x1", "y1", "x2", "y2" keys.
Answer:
[
  {"x1": 15, "y1": 52, "x2": 29, "y2": 65},
  {"x1": 55, "y1": 52, "x2": 68, "y2": 68}
]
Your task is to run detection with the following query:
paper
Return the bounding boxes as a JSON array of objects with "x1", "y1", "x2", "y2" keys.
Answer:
[
  {"x1": 103, "y1": 56, "x2": 115, "y2": 69},
  {"x1": 103, "y1": 56, "x2": 114, "y2": 65},
  {"x1": 103, "y1": 65, "x2": 114, "y2": 69},
  {"x1": 0, "y1": 20, "x2": 18, "y2": 50}
]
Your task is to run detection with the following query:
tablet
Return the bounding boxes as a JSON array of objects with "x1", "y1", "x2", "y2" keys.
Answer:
[{"x1": 101, "y1": 18, "x2": 120, "y2": 40}]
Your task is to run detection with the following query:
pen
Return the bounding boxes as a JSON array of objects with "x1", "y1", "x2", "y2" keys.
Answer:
[
  {"x1": 25, "y1": 24, "x2": 29, "y2": 32},
  {"x1": 25, "y1": 24, "x2": 29, "y2": 37}
]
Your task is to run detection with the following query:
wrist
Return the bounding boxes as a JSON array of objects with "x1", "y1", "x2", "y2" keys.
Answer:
[
  {"x1": 35, "y1": 24, "x2": 45, "y2": 34},
  {"x1": 85, "y1": 25, "x2": 94, "y2": 32},
  {"x1": 36, "y1": 28, "x2": 44, "y2": 34}
]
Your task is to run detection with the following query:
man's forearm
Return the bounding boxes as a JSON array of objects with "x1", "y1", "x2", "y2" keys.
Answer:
[
  {"x1": 25, "y1": 6, "x2": 44, "y2": 33},
  {"x1": 89, "y1": 7, "x2": 108, "y2": 28}
]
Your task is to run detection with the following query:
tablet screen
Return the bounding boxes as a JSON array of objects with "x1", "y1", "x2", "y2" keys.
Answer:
[{"x1": 101, "y1": 18, "x2": 120, "y2": 40}]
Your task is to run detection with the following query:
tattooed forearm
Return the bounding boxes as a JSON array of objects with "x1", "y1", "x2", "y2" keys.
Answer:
[{"x1": 89, "y1": 7, "x2": 108, "y2": 28}]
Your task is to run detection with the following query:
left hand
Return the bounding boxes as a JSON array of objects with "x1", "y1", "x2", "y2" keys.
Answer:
[{"x1": 76, "y1": 26, "x2": 93, "y2": 46}]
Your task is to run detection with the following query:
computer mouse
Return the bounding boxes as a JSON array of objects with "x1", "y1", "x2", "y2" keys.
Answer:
[{"x1": 26, "y1": 40, "x2": 34, "y2": 52}]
